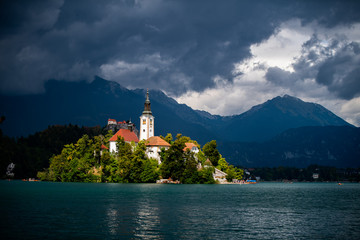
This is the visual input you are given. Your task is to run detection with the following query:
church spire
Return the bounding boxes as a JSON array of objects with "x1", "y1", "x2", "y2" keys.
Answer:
[
  {"x1": 139, "y1": 89, "x2": 155, "y2": 141},
  {"x1": 143, "y1": 89, "x2": 152, "y2": 115}
]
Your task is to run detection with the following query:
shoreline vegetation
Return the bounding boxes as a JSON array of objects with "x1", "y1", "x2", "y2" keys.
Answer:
[
  {"x1": 36, "y1": 132, "x2": 244, "y2": 184},
  {"x1": 1, "y1": 124, "x2": 359, "y2": 183},
  {"x1": 32, "y1": 131, "x2": 360, "y2": 184}
]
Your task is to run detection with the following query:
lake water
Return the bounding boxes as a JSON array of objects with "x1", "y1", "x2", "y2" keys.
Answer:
[{"x1": 1, "y1": 181, "x2": 360, "y2": 239}]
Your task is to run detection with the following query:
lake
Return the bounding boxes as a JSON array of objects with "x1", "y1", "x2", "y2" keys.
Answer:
[{"x1": 1, "y1": 181, "x2": 360, "y2": 239}]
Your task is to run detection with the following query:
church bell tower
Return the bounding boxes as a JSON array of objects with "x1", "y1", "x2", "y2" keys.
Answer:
[{"x1": 139, "y1": 89, "x2": 154, "y2": 141}]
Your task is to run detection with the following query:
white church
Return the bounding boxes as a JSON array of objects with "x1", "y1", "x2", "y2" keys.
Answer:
[
  {"x1": 108, "y1": 90, "x2": 228, "y2": 181},
  {"x1": 109, "y1": 90, "x2": 171, "y2": 162}
]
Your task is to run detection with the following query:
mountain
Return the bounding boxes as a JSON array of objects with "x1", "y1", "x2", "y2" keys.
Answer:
[
  {"x1": 221, "y1": 126, "x2": 360, "y2": 168},
  {"x1": 218, "y1": 95, "x2": 352, "y2": 142},
  {"x1": 1, "y1": 76, "x2": 358, "y2": 168},
  {"x1": 0, "y1": 77, "x2": 352, "y2": 142},
  {"x1": 0, "y1": 77, "x2": 216, "y2": 143}
]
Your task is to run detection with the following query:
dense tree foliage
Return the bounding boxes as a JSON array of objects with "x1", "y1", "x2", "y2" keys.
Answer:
[
  {"x1": 37, "y1": 135, "x2": 161, "y2": 183},
  {"x1": 36, "y1": 132, "x2": 240, "y2": 183},
  {"x1": 160, "y1": 133, "x2": 173, "y2": 144},
  {"x1": 203, "y1": 140, "x2": 221, "y2": 166},
  {"x1": 160, "y1": 140, "x2": 186, "y2": 181},
  {"x1": 0, "y1": 124, "x2": 102, "y2": 179},
  {"x1": 159, "y1": 134, "x2": 219, "y2": 183},
  {"x1": 1, "y1": 119, "x2": 242, "y2": 183}
]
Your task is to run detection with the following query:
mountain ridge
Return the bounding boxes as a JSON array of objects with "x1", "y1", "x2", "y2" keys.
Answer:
[
  {"x1": 0, "y1": 76, "x2": 352, "y2": 141},
  {"x1": 1, "y1": 76, "x2": 358, "y2": 167},
  {"x1": 221, "y1": 125, "x2": 360, "y2": 168},
  {"x1": 219, "y1": 94, "x2": 352, "y2": 142}
]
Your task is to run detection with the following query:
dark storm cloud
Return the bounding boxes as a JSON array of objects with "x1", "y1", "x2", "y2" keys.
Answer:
[
  {"x1": 265, "y1": 33, "x2": 360, "y2": 100},
  {"x1": 265, "y1": 67, "x2": 298, "y2": 88},
  {"x1": 1, "y1": 0, "x2": 360, "y2": 95},
  {"x1": 316, "y1": 42, "x2": 360, "y2": 99}
]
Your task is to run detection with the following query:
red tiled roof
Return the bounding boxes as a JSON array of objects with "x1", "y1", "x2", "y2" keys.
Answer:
[
  {"x1": 108, "y1": 118, "x2": 116, "y2": 122},
  {"x1": 109, "y1": 129, "x2": 139, "y2": 143},
  {"x1": 118, "y1": 121, "x2": 126, "y2": 124},
  {"x1": 183, "y1": 142, "x2": 198, "y2": 151},
  {"x1": 146, "y1": 136, "x2": 171, "y2": 147},
  {"x1": 101, "y1": 144, "x2": 109, "y2": 150}
]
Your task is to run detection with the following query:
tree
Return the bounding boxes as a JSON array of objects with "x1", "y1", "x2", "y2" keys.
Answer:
[
  {"x1": 116, "y1": 137, "x2": 132, "y2": 159},
  {"x1": 141, "y1": 158, "x2": 159, "y2": 183},
  {"x1": 198, "y1": 167, "x2": 215, "y2": 184},
  {"x1": 129, "y1": 141, "x2": 147, "y2": 183},
  {"x1": 217, "y1": 156, "x2": 228, "y2": 171},
  {"x1": 182, "y1": 151, "x2": 199, "y2": 183},
  {"x1": 202, "y1": 140, "x2": 220, "y2": 166},
  {"x1": 162, "y1": 133, "x2": 173, "y2": 144},
  {"x1": 160, "y1": 140, "x2": 185, "y2": 180}
]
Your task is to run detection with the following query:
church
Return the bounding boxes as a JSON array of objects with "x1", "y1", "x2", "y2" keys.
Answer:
[
  {"x1": 109, "y1": 89, "x2": 200, "y2": 163},
  {"x1": 108, "y1": 90, "x2": 227, "y2": 181},
  {"x1": 109, "y1": 90, "x2": 169, "y2": 161},
  {"x1": 139, "y1": 89, "x2": 155, "y2": 141}
]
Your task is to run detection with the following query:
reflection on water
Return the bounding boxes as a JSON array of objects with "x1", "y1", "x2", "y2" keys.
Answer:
[
  {"x1": 134, "y1": 199, "x2": 160, "y2": 239},
  {"x1": 106, "y1": 206, "x2": 119, "y2": 235},
  {"x1": 104, "y1": 184, "x2": 162, "y2": 239},
  {"x1": 2, "y1": 182, "x2": 360, "y2": 239}
]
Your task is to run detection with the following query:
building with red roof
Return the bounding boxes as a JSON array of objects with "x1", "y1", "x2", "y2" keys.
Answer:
[
  {"x1": 145, "y1": 136, "x2": 171, "y2": 163},
  {"x1": 101, "y1": 144, "x2": 109, "y2": 150},
  {"x1": 109, "y1": 129, "x2": 139, "y2": 153},
  {"x1": 183, "y1": 142, "x2": 200, "y2": 153},
  {"x1": 108, "y1": 119, "x2": 117, "y2": 125}
]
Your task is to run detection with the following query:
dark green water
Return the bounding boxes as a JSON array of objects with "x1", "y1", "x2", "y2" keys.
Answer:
[{"x1": 1, "y1": 181, "x2": 360, "y2": 239}]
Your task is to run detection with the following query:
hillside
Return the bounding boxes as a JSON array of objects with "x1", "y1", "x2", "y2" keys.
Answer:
[
  {"x1": 0, "y1": 77, "x2": 351, "y2": 143},
  {"x1": 218, "y1": 95, "x2": 351, "y2": 142},
  {"x1": 1, "y1": 77, "x2": 359, "y2": 169},
  {"x1": 221, "y1": 126, "x2": 360, "y2": 168}
]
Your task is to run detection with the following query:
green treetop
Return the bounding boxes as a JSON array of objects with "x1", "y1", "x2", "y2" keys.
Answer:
[{"x1": 202, "y1": 140, "x2": 220, "y2": 166}]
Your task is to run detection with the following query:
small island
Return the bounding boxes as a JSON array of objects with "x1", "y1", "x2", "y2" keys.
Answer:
[{"x1": 37, "y1": 91, "x2": 243, "y2": 184}]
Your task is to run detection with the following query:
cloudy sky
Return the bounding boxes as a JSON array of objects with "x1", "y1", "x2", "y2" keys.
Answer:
[{"x1": 1, "y1": 0, "x2": 360, "y2": 125}]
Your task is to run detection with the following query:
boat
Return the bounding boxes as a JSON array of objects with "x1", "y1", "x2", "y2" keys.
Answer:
[{"x1": 245, "y1": 180, "x2": 257, "y2": 184}]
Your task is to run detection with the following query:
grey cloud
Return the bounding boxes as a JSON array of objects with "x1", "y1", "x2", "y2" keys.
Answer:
[
  {"x1": 265, "y1": 67, "x2": 299, "y2": 88},
  {"x1": 292, "y1": 34, "x2": 341, "y2": 81},
  {"x1": 264, "y1": 33, "x2": 360, "y2": 100},
  {"x1": 1, "y1": 0, "x2": 360, "y2": 96},
  {"x1": 316, "y1": 42, "x2": 360, "y2": 99}
]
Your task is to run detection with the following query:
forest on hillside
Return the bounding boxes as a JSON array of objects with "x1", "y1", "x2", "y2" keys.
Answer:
[{"x1": 0, "y1": 123, "x2": 102, "y2": 179}]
